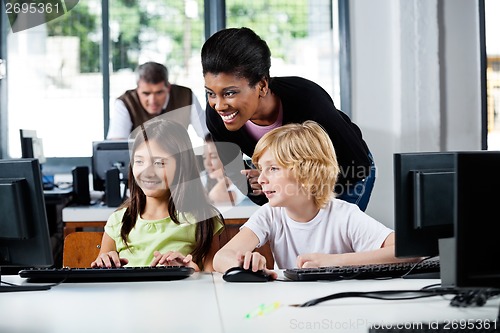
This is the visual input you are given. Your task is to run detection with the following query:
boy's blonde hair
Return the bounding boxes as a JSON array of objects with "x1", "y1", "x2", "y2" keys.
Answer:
[{"x1": 252, "y1": 120, "x2": 340, "y2": 208}]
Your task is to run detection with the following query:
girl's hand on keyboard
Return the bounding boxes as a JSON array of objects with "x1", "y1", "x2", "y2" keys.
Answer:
[
  {"x1": 151, "y1": 251, "x2": 200, "y2": 271},
  {"x1": 91, "y1": 251, "x2": 129, "y2": 268}
]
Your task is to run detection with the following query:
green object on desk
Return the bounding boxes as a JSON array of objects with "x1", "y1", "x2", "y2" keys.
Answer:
[{"x1": 245, "y1": 301, "x2": 281, "y2": 319}]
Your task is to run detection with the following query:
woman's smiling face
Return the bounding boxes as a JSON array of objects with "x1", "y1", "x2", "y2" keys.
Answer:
[{"x1": 204, "y1": 72, "x2": 263, "y2": 131}]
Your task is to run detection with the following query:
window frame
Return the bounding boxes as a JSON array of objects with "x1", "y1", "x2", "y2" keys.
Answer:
[{"x1": 0, "y1": 0, "x2": 351, "y2": 174}]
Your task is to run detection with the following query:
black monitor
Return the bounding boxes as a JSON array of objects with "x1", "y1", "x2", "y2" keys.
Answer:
[
  {"x1": 394, "y1": 152, "x2": 455, "y2": 258},
  {"x1": 92, "y1": 140, "x2": 130, "y2": 206},
  {"x1": 453, "y1": 151, "x2": 500, "y2": 288},
  {"x1": 19, "y1": 129, "x2": 55, "y2": 190},
  {"x1": 19, "y1": 129, "x2": 46, "y2": 164},
  {"x1": 0, "y1": 159, "x2": 53, "y2": 276}
]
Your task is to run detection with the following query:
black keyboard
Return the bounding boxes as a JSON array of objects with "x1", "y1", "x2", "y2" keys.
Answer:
[
  {"x1": 369, "y1": 321, "x2": 500, "y2": 333},
  {"x1": 19, "y1": 266, "x2": 195, "y2": 283},
  {"x1": 284, "y1": 260, "x2": 440, "y2": 281}
]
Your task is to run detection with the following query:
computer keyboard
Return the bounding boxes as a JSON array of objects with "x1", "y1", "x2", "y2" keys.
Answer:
[
  {"x1": 19, "y1": 266, "x2": 195, "y2": 283},
  {"x1": 284, "y1": 260, "x2": 440, "y2": 281}
]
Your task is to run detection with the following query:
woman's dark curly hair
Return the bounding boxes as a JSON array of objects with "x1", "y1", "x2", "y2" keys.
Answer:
[{"x1": 201, "y1": 27, "x2": 271, "y2": 87}]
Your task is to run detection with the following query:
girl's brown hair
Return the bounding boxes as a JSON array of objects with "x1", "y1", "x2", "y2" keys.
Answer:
[{"x1": 118, "y1": 118, "x2": 223, "y2": 268}]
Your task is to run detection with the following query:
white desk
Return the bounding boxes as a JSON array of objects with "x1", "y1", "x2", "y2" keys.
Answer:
[
  {"x1": 214, "y1": 273, "x2": 499, "y2": 332},
  {"x1": 0, "y1": 273, "x2": 221, "y2": 333},
  {"x1": 1, "y1": 273, "x2": 498, "y2": 333}
]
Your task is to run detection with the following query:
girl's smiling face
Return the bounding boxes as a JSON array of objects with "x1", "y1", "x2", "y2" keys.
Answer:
[{"x1": 132, "y1": 140, "x2": 177, "y2": 199}]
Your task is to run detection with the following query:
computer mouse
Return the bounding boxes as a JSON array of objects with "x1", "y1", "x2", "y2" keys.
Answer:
[{"x1": 222, "y1": 266, "x2": 273, "y2": 283}]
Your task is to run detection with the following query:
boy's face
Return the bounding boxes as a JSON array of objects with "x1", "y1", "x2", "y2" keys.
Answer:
[
  {"x1": 132, "y1": 141, "x2": 176, "y2": 199},
  {"x1": 257, "y1": 150, "x2": 307, "y2": 207}
]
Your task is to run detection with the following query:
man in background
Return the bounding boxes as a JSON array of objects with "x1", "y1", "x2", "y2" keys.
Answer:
[{"x1": 107, "y1": 61, "x2": 207, "y2": 140}]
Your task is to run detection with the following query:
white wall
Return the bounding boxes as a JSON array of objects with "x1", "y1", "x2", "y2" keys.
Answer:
[{"x1": 349, "y1": 0, "x2": 482, "y2": 227}]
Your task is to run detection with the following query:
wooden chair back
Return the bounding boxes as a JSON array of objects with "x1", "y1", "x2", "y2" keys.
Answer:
[
  {"x1": 62, "y1": 224, "x2": 275, "y2": 270},
  {"x1": 63, "y1": 232, "x2": 103, "y2": 268},
  {"x1": 219, "y1": 222, "x2": 274, "y2": 269}
]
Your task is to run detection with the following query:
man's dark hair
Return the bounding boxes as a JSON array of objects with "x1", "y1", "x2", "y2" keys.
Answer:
[{"x1": 136, "y1": 62, "x2": 169, "y2": 85}]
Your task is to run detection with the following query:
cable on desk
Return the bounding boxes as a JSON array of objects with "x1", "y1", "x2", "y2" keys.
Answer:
[
  {"x1": 290, "y1": 289, "x2": 457, "y2": 307},
  {"x1": 399, "y1": 256, "x2": 437, "y2": 278},
  {"x1": 0, "y1": 276, "x2": 67, "y2": 293},
  {"x1": 291, "y1": 287, "x2": 500, "y2": 308}
]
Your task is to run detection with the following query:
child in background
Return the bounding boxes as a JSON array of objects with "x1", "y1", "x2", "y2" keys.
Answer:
[
  {"x1": 202, "y1": 133, "x2": 245, "y2": 206},
  {"x1": 213, "y1": 121, "x2": 416, "y2": 278},
  {"x1": 91, "y1": 118, "x2": 224, "y2": 271}
]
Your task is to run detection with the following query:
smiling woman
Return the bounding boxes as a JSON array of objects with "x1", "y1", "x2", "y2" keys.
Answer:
[{"x1": 201, "y1": 27, "x2": 375, "y2": 211}]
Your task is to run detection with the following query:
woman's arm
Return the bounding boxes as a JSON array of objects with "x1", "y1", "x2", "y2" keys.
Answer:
[{"x1": 296, "y1": 233, "x2": 422, "y2": 268}]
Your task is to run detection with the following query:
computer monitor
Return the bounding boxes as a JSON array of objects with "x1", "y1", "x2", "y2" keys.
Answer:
[
  {"x1": 394, "y1": 152, "x2": 455, "y2": 258},
  {"x1": 19, "y1": 129, "x2": 46, "y2": 164},
  {"x1": 92, "y1": 140, "x2": 130, "y2": 204},
  {"x1": 0, "y1": 158, "x2": 53, "y2": 274},
  {"x1": 453, "y1": 151, "x2": 500, "y2": 288}
]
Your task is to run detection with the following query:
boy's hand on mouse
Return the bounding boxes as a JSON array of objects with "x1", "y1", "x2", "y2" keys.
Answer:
[
  {"x1": 240, "y1": 169, "x2": 263, "y2": 196},
  {"x1": 151, "y1": 251, "x2": 200, "y2": 271},
  {"x1": 236, "y1": 251, "x2": 278, "y2": 279},
  {"x1": 237, "y1": 250, "x2": 266, "y2": 271},
  {"x1": 91, "y1": 251, "x2": 129, "y2": 268}
]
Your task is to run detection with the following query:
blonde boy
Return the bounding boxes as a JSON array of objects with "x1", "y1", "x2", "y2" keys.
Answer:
[{"x1": 213, "y1": 121, "x2": 411, "y2": 278}]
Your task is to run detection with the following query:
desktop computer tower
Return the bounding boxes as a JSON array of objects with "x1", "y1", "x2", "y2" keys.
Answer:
[
  {"x1": 440, "y1": 151, "x2": 500, "y2": 289},
  {"x1": 105, "y1": 168, "x2": 122, "y2": 207},
  {"x1": 71, "y1": 166, "x2": 90, "y2": 205}
]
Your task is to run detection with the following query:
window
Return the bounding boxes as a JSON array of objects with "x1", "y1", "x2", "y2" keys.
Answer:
[
  {"x1": 1, "y1": 1, "x2": 343, "y2": 164},
  {"x1": 226, "y1": 0, "x2": 341, "y2": 108},
  {"x1": 486, "y1": 0, "x2": 500, "y2": 150},
  {"x1": 6, "y1": 1, "x2": 103, "y2": 158},
  {"x1": 108, "y1": 0, "x2": 206, "y2": 148}
]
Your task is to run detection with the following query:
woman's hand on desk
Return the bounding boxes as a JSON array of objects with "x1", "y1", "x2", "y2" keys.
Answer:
[
  {"x1": 91, "y1": 251, "x2": 129, "y2": 268},
  {"x1": 151, "y1": 251, "x2": 200, "y2": 271}
]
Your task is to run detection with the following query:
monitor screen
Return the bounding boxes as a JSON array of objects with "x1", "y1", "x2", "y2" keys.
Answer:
[
  {"x1": 0, "y1": 158, "x2": 53, "y2": 273},
  {"x1": 92, "y1": 140, "x2": 131, "y2": 192},
  {"x1": 19, "y1": 129, "x2": 46, "y2": 164},
  {"x1": 394, "y1": 152, "x2": 455, "y2": 258},
  {"x1": 455, "y1": 151, "x2": 500, "y2": 288}
]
